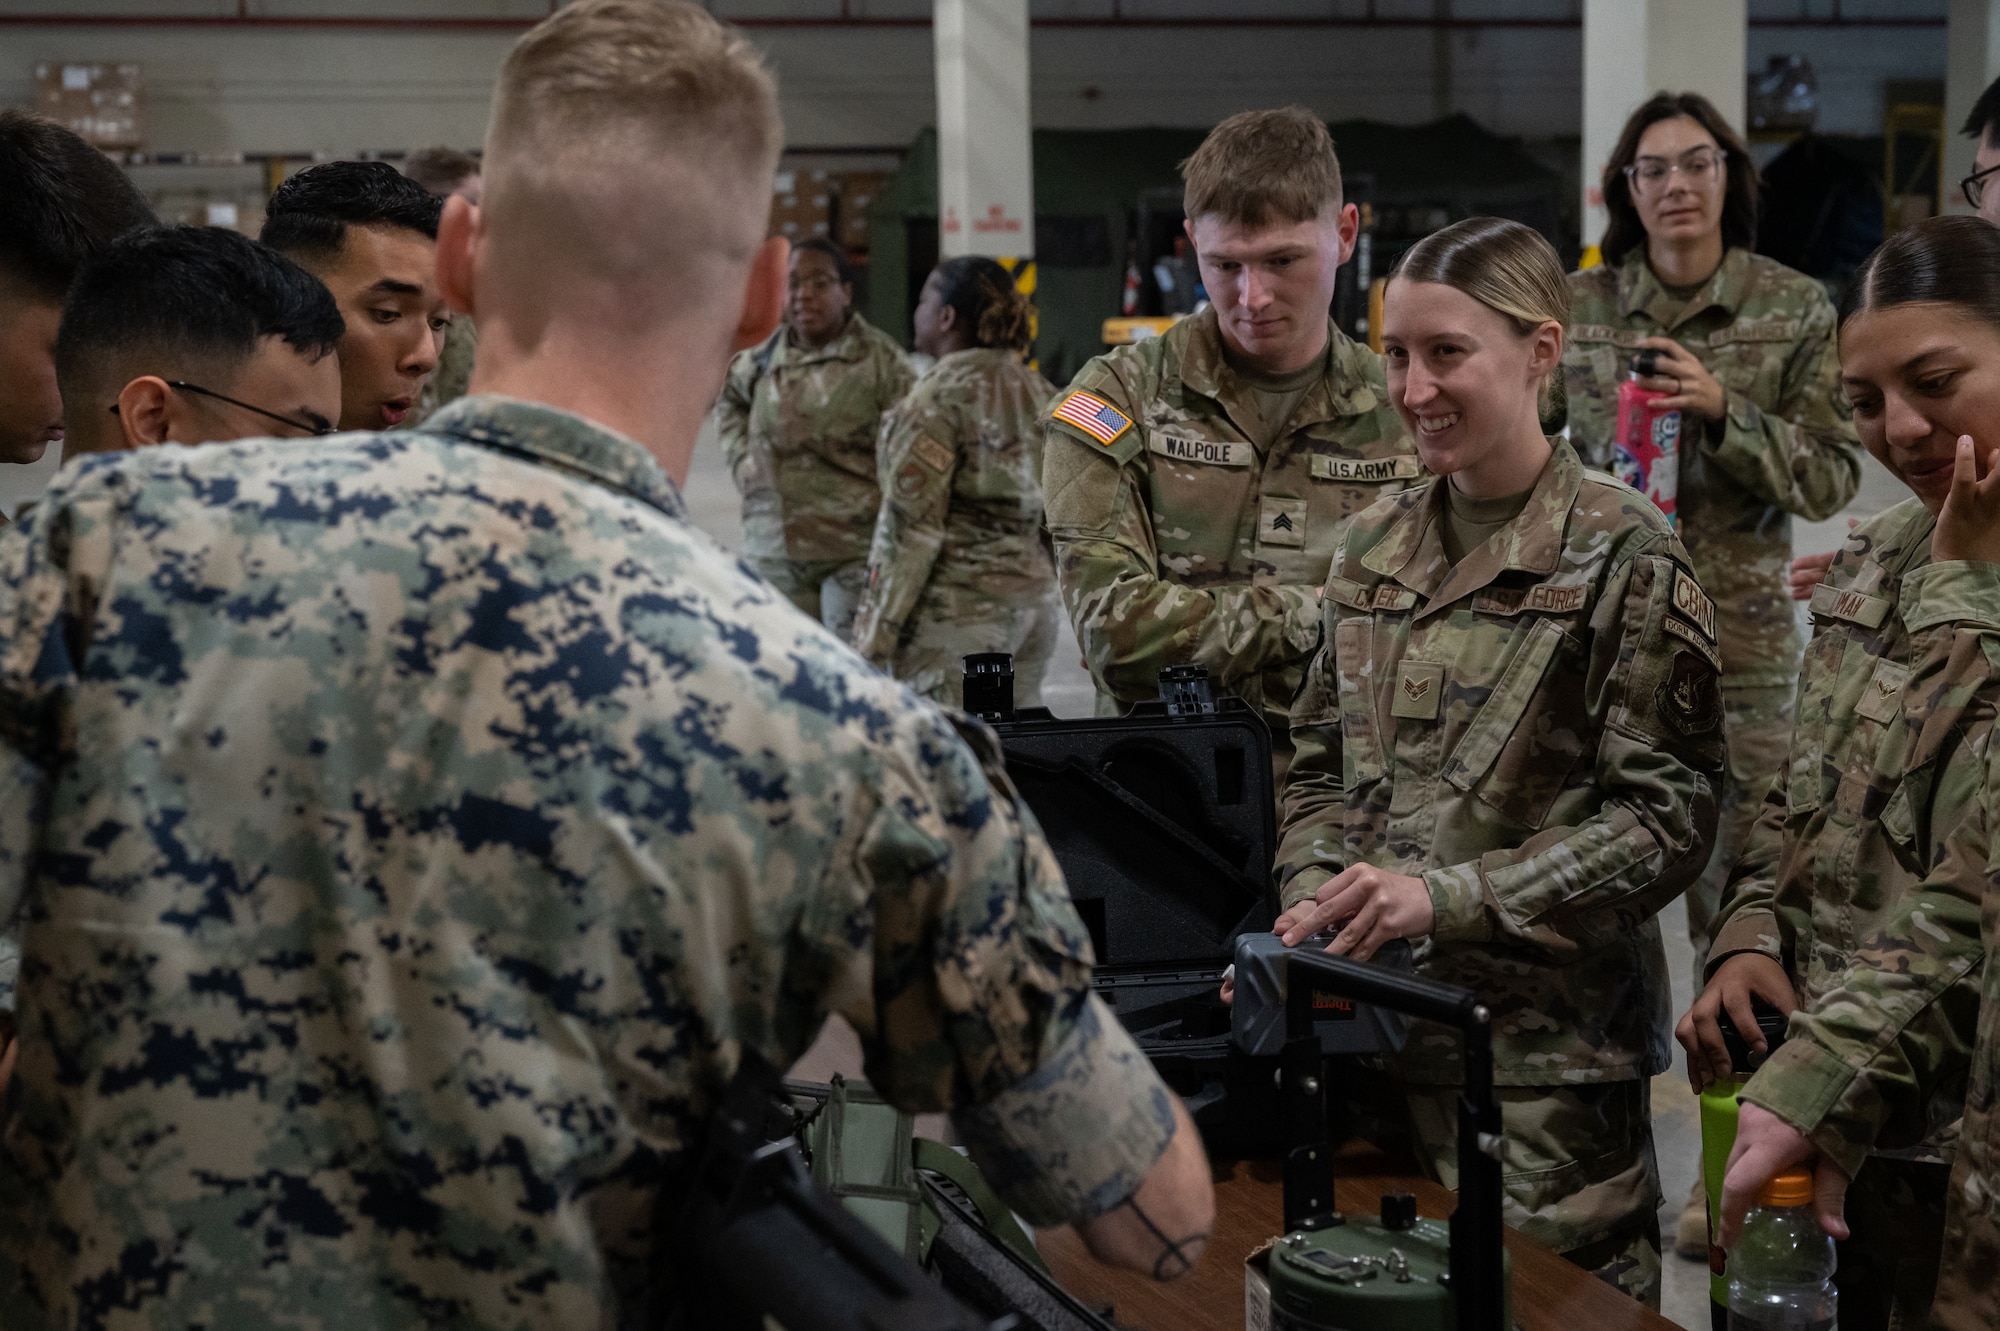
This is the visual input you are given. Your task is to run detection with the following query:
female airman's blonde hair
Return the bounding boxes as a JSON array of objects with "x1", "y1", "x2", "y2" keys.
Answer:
[{"x1": 1391, "y1": 217, "x2": 1570, "y2": 429}]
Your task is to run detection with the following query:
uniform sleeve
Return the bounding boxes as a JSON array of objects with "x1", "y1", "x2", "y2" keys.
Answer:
[
  {"x1": 0, "y1": 477, "x2": 116, "y2": 1013},
  {"x1": 850, "y1": 398, "x2": 959, "y2": 667},
  {"x1": 1421, "y1": 547, "x2": 1725, "y2": 956},
  {"x1": 1701, "y1": 290, "x2": 1862, "y2": 522},
  {"x1": 1042, "y1": 373, "x2": 1321, "y2": 704},
  {"x1": 1273, "y1": 601, "x2": 1348, "y2": 910},
  {"x1": 714, "y1": 350, "x2": 758, "y2": 496},
  {"x1": 1739, "y1": 829, "x2": 1985, "y2": 1179},
  {"x1": 1702, "y1": 767, "x2": 1791, "y2": 975},
  {"x1": 1740, "y1": 572, "x2": 2000, "y2": 1173},
  {"x1": 817, "y1": 708, "x2": 1176, "y2": 1226}
]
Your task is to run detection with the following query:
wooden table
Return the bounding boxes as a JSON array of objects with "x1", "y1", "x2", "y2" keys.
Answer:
[{"x1": 1039, "y1": 1143, "x2": 1679, "y2": 1331}]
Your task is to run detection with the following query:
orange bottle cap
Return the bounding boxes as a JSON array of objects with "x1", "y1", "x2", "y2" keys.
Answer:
[{"x1": 1757, "y1": 1167, "x2": 1815, "y2": 1207}]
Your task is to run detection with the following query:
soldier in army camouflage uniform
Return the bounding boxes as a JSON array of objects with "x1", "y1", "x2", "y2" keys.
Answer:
[
  {"x1": 1683, "y1": 498, "x2": 1963, "y2": 1324},
  {"x1": 1713, "y1": 216, "x2": 2000, "y2": 1331},
  {"x1": 1564, "y1": 95, "x2": 1863, "y2": 1023},
  {"x1": 716, "y1": 234, "x2": 915, "y2": 638},
  {"x1": 1043, "y1": 108, "x2": 1417, "y2": 779},
  {"x1": 1271, "y1": 220, "x2": 1725, "y2": 1308},
  {"x1": 852, "y1": 257, "x2": 1060, "y2": 708},
  {"x1": 0, "y1": 5, "x2": 1217, "y2": 1324}
]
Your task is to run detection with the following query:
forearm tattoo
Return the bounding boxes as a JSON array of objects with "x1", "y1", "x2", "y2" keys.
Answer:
[{"x1": 1119, "y1": 1195, "x2": 1210, "y2": 1280}]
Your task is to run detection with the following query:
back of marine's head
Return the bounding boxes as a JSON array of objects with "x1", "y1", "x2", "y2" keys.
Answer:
[{"x1": 477, "y1": 0, "x2": 784, "y2": 339}]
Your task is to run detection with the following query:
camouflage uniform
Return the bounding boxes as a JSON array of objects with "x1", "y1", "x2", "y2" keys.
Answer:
[
  {"x1": 1564, "y1": 248, "x2": 1863, "y2": 984},
  {"x1": 1276, "y1": 441, "x2": 1726, "y2": 1306},
  {"x1": 1041, "y1": 309, "x2": 1418, "y2": 777},
  {"x1": 1706, "y1": 498, "x2": 1964, "y2": 1325},
  {"x1": 716, "y1": 314, "x2": 916, "y2": 638},
  {"x1": 1736, "y1": 554, "x2": 2000, "y2": 1331},
  {"x1": 851, "y1": 347, "x2": 1060, "y2": 710},
  {"x1": 0, "y1": 396, "x2": 1177, "y2": 1330}
]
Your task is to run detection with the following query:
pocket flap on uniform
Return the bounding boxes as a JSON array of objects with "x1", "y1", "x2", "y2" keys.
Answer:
[{"x1": 1445, "y1": 616, "x2": 1567, "y2": 793}]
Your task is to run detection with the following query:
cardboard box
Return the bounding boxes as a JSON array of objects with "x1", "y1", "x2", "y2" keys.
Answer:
[
  {"x1": 1246, "y1": 1238, "x2": 1276, "y2": 1331},
  {"x1": 769, "y1": 168, "x2": 833, "y2": 240},
  {"x1": 34, "y1": 62, "x2": 143, "y2": 150},
  {"x1": 833, "y1": 170, "x2": 891, "y2": 251}
]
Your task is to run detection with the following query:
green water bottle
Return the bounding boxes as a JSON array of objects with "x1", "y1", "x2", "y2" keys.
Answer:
[{"x1": 1701, "y1": 1000, "x2": 1791, "y2": 1331}]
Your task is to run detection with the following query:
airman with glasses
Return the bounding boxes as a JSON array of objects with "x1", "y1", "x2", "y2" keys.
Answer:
[
  {"x1": 1563, "y1": 90, "x2": 1865, "y2": 1271},
  {"x1": 54, "y1": 226, "x2": 345, "y2": 462},
  {"x1": 1958, "y1": 73, "x2": 2000, "y2": 228}
]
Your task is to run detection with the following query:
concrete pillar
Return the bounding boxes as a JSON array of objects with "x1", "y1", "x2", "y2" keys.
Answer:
[
  {"x1": 934, "y1": 0, "x2": 1034, "y2": 260},
  {"x1": 1580, "y1": 0, "x2": 1747, "y2": 261},
  {"x1": 1944, "y1": 0, "x2": 2000, "y2": 216}
]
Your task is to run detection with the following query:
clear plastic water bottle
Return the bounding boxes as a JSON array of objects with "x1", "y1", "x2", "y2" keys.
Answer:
[{"x1": 1727, "y1": 1167, "x2": 1837, "y2": 1331}]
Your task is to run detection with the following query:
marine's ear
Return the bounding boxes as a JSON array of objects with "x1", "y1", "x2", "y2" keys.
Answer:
[
  {"x1": 113, "y1": 376, "x2": 175, "y2": 449},
  {"x1": 734, "y1": 235, "x2": 788, "y2": 353},
  {"x1": 436, "y1": 192, "x2": 479, "y2": 320}
]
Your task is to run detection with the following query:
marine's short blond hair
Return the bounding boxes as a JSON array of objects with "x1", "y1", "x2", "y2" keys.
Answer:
[
  {"x1": 485, "y1": 0, "x2": 782, "y2": 277},
  {"x1": 1180, "y1": 107, "x2": 1343, "y2": 227}
]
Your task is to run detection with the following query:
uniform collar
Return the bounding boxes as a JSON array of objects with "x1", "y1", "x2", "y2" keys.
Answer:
[
  {"x1": 421, "y1": 394, "x2": 689, "y2": 522},
  {"x1": 1615, "y1": 245, "x2": 1752, "y2": 330},
  {"x1": 1362, "y1": 438, "x2": 1582, "y2": 610},
  {"x1": 778, "y1": 313, "x2": 872, "y2": 368},
  {"x1": 1176, "y1": 306, "x2": 1382, "y2": 422}
]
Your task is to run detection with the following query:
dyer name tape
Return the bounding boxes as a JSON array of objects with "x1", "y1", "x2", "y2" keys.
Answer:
[{"x1": 1052, "y1": 391, "x2": 1133, "y2": 447}]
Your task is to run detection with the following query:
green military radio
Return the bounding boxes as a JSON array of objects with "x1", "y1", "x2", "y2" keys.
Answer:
[{"x1": 1239, "y1": 946, "x2": 1512, "y2": 1331}]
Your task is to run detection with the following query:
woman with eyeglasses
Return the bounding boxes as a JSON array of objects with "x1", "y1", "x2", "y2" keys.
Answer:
[{"x1": 1564, "y1": 94, "x2": 1865, "y2": 1259}]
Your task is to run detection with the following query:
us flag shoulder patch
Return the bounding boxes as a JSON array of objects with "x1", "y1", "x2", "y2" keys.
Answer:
[{"x1": 1052, "y1": 391, "x2": 1133, "y2": 447}]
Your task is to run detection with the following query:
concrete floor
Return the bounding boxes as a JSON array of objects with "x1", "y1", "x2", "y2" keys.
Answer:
[{"x1": 0, "y1": 414, "x2": 1904, "y2": 1331}]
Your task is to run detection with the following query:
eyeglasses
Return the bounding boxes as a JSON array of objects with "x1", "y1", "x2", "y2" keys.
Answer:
[
  {"x1": 787, "y1": 273, "x2": 842, "y2": 295},
  {"x1": 1963, "y1": 162, "x2": 2000, "y2": 210},
  {"x1": 1624, "y1": 147, "x2": 1728, "y2": 197},
  {"x1": 111, "y1": 380, "x2": 335, "y2": 438}
]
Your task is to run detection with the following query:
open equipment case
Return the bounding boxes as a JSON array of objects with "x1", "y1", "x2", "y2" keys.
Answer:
[{"x1": 966, "y1": 655, "x2": 1409, "y2": 1158}]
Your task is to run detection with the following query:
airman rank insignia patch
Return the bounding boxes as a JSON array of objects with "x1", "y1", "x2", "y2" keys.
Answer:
[
  {"x1": 1658, "y1": 650, "x2": 1722, "y2": 737},
  {"x1": 1052, "y1": 391, "x2": 1133, "y2": 447},
  {"x1": 1670, "y1": 570, "x2": 1717, "y2": 641},
  {"x1": 913, "y1": 436, "x2": 953, "y2": 472},
  {"x1": 1392, "y1": 660, "x2": 1444, "y2": 719}
]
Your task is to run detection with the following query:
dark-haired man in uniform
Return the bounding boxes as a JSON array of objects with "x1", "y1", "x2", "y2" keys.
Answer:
[{"x1": 263, "y1": 160, "x2": 448, "y2": 432}]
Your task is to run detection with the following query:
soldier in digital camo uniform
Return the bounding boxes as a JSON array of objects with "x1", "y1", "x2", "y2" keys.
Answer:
[
  {"x1": 716, "y1": 234, "x2": 914, "y2": 639},
  {"x1": 1042, "y1": 108, "x2": 1417, "y2": 781},
  {"x1": 1563, "y1": 95, "x2": 1862, "y2": 1028},
  {"x1": 851, "y1": 257, "x2": 1060, "y2": 708},
  {"x1": 1270, "y1": 221, "x2": 1723, "y2": 1309},
  {"x1": 1711, "y1": 217, "x2": 2000, "y2": 1331},
  {"x1": 0, "y1": 6, "x2": 1216, "y2": 1326}
]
